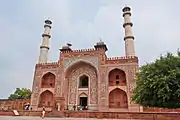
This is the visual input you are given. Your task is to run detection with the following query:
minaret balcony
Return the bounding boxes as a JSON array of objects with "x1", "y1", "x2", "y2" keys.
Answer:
[
  {"x1": 42, "y1": 33, "x2": 51, "y2": 38},
  {"x1": 44, "y1": 24, "x2": 52, "y2": 29},
  {"x1": 123, "y1": 22, "x2": 133, "y2": 28}
]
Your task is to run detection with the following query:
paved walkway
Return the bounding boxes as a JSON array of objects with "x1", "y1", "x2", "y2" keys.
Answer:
[{"x1": 0, "y1": 116, "x2": 134, "y2": 120}]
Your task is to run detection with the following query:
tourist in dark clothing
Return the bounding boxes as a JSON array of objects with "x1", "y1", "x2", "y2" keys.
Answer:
[{"x1": 73, "y1": 105, "x2": 76, "y2": 110}]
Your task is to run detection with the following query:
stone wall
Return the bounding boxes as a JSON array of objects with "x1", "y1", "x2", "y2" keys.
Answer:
[
  {"x1": 0, "y1": 111, "x2": 14, "y2": 116},
  {"x1": 143, "y1": 107, "x2": 180, "y2": 112},
  {"x1": 10, "y1": 110, "x2": 180, "y2": 120},
  {"x1": 63, "y1": 111, "x2": 180, "y2": 120},
  {"x1": 0, "y1": 99, "x2": 30, "y2": 110},
  {"x1": 18, "y1": 110, "x2": 44, "y2": 116}
]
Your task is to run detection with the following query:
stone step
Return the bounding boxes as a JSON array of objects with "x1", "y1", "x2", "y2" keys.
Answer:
[{"x1": 47, "y1": 111, "x2": 64, "y2": 117}]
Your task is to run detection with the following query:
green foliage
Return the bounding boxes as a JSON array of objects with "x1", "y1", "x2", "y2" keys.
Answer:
[
  {"x1": 132, "y1": 50, "x2": 180, "y2": 108},
  {"x1": 177, "y1": 48, "x2": 180, "y2": 57},
  {"x1": 8, "y1": 88, "x2": 32, "y2": 100}
]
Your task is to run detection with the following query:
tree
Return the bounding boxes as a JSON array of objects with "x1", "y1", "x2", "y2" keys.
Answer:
[
  {"x1": 8, "y1": 88, "x2": 32, "y2": 100},
  {"x1": 132, "y1": 50, "x2": 180, "y2": 108}
]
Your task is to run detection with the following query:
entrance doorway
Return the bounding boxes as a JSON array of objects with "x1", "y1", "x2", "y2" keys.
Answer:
[
  {"x1": 80, "y1": 97, "x2": 87, "y2": 107},
  {"x1": 79, "y1": 93, "x2": 88, "y2": 110}
]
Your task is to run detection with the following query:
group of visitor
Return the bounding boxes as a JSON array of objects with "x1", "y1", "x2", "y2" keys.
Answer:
[
  {"x1": 73, "y1": 105, "x2": 88, "y2": 110},
  {"x1": 24, "y1": 103, "x2": 32, "y2": 110}
]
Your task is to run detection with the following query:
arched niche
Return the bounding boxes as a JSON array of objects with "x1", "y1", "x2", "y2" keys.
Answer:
[
  {"x1": 38, "y1": 90, "x2": 53, "y2": 107},
  {"x1": 41, "y1": 72, "x2": 55, "y2": 88},
  {"x1": 108, "y1": 68, "x2": 126, "y2": 86},
  {"x1": 109, "y1": 88, "x2": 128, "y2": 108},
  {"x1": 65, "y1": 61, "x2": 98, "y2": 105},
  {"x1": 79, "y1": 75, "x2": 89, "y2": 88}
]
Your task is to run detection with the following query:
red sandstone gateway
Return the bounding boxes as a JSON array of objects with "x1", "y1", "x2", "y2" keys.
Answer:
[
  {"x1": 30, "y1": 6, "x2": 139, "y2": 112},
  {"x1": 0, "y1": 6, "x2": 180, "y2": 120}
]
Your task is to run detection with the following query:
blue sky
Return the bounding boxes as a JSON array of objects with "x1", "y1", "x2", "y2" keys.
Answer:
[{"x1": 0, "y1": 0, "x2": 179, "y2": 98}]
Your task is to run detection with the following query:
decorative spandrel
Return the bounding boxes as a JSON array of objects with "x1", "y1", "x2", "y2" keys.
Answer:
[{"x1": 63, "y1": 56, "x2": 99, "y2": 70}]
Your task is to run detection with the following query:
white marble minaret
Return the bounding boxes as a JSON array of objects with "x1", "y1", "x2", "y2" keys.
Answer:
[
  {"x1": 38, "y1": 19, "x2": 52, "y2": 63},
  {"x1": 122, "y1": 6, "x2": 135, "y2": 56}
]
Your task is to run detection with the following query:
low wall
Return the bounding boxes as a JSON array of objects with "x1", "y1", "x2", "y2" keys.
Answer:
[
  {"x1": 0, "y1": 110, "x2": 43, "y2": 117},
  {"x1": 64, "y1": 111, "x2": 180, "y2": 120},
  {"x1": 0, "y1": 111, "x2": 14, "y2": 116},
  {"x1": 1, "y1": 110, "x2": 180, "y2": 120},
  {"x1": 0, "y1": 99, "x2": 30, "y2": 111},
  {"x1": 143, "y1": 107, "x2": 180, "y2": 112},
  {"x1": 18, "y1": 110, "x2": 43, "y2": 116}
]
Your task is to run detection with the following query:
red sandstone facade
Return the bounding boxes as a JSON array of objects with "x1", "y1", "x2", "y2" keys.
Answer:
[
  {"x1": 31, "y1": 45, "x2": 140, "y2": 112},
  {"x1": 30, "y1": 6, "x2": 140, "y2": 112}
]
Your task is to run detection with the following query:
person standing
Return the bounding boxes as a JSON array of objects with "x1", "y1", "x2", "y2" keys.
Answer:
[
  {"x1": 41, "y1": 107, "x2": 46, "y2": 119},
  {"x1": 73, "y1": 105, "x2": 76, "y2": 111}
]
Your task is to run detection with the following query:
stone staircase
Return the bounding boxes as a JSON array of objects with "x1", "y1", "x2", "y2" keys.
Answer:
[{"x1": 47, "y1": 111, "x2": 65, "y2": 117}]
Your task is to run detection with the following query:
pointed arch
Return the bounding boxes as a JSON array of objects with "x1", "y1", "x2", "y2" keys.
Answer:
[
  {"x1": 109, "y1": 88, "x2": 128, "y2": 108},
  {"x1": 38, "y1": 90, "x2": 53, "y2": 107},
  {"x1": 41, "y1": 72, "x2": 55, "y2": 88},
  {"x1": 108, "y1": 68, "x2": 126, "y2": 86},
  {"x1": 79, "y1": 92, "x2": 88, "y2": 97},
  {"x1": 65, "y1": 60, "x2": 98, "y2": 77}
]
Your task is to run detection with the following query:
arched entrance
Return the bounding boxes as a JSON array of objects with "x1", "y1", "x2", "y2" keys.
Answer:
[
  {"x1": 41, "y1": 72, "x2": 55, "y2": 88},
  {"x1": 109, "y1": 88, "x2": 128, "y2": 108},
  {"x1": 65, "y1": 61, "x2": 98, "y2": 109},
  {"x1": 109, "y1": 68, "x2": 126, "y2": 86},
  {"x1": 79, "y1": 93, "x2": 88, "y2": 110},
  {"x1": 39, "y1": 90, "x2": 53, "y2": 107}
]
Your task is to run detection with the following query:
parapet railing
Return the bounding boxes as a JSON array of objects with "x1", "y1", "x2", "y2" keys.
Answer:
[
  {"x1": 72, "y1": 48, "x2": 96, "y2": 52},
  {"x1": 60, "y1": 48, "x2": 105, "y2": 53},
  {"x1": 36, "y1": 62, "x2": 59, "y2": 66},
  {"x1": 107, "y1": 56, "x2": 138, "y2": 60},
  {"x1": 106, "y1": 56, "x2": 138, "y2": 63}
]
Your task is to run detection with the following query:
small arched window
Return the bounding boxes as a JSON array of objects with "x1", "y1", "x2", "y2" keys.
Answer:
[
  {"x1": 108, "y1": 69, "x2": 126, "y2": 86},
  {"x1": 79, "y1": 75, "x2": 88, "y2": 88},
  {"x1": 116, "y1": 75, "x2": 119, "y2": 79},
  {"x1": 41, "y1": 72, "x2": 55, "y2": 88}
]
